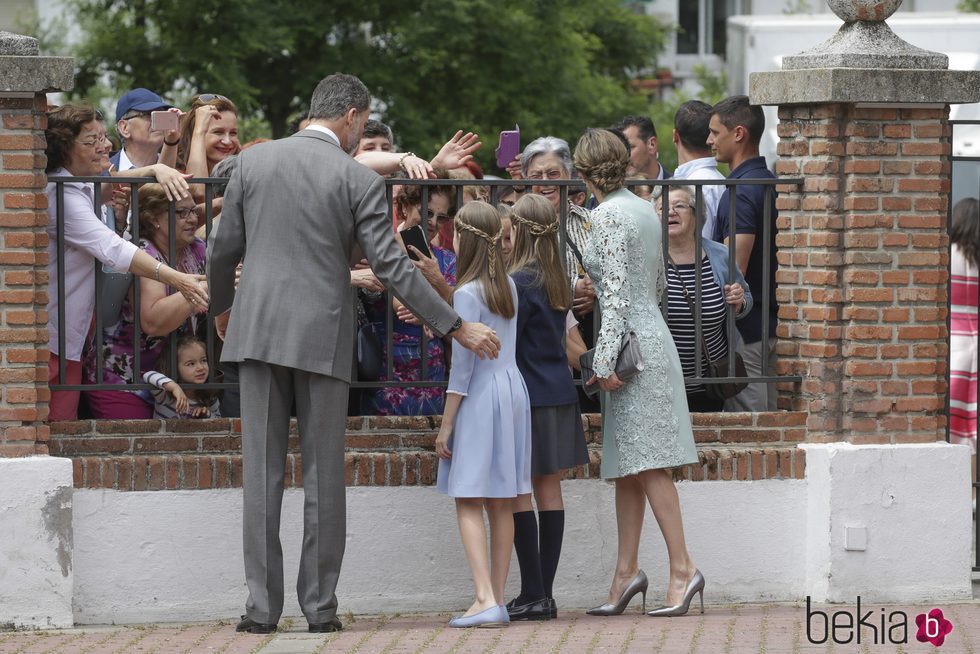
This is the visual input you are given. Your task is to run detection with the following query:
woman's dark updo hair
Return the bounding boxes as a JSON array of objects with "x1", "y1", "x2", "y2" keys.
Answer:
[
  {"x1": 44, "y1": 104, "x2": 102, "y2": 173},
  {"x1": 573, "y1": 128, "x2": 629, "y2": 195}
]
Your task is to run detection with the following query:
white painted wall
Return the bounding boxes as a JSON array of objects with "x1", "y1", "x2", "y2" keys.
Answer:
[
  {"x1": 0, "y1": 456, "x2": 74, "y2": 629},
  {"x1": 802, "y1": 443, "x2": 974, "y2": 603},
  {"x1": 68, "y1": 443, "x2": 975, "y2": 624},
  {"x1": 71, "y1": 479, "x2": 806, "y2": 624}
]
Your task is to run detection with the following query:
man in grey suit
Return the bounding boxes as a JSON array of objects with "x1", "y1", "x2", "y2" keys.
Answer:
[{"x1": 207, "y1": 73, "x2": 500, "y2": 635}]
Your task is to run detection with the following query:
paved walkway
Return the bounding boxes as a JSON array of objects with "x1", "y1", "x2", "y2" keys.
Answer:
[{"x1": 0, "y1": 602, "x2": 976, "y2": 653}]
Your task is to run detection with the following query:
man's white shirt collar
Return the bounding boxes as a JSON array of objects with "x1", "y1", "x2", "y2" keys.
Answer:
[
  {"x1": 305, "y1": 124, "x2": 342, "y2": 148},
  {"x1": 674, "y1": 156, "x2": 723, "y2": 179},
  {"x1": 118, "y1": 147, "x2": 135, "y2": 172}
]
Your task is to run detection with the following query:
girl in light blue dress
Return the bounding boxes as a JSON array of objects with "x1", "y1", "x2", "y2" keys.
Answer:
[{"x1": 435, "y1": 201, "x2": 532, "y2": 629}]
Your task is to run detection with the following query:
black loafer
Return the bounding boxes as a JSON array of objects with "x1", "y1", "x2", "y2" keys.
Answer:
[
  {"x1": 236, "y1": 615, "x2": 277, "y2": 634},
  {"x1": 309, "y1": 617, "x2": 343, "y2": 633},
  {"x1": 507, "y1": 597, "x2": 555, "y2": 621}
]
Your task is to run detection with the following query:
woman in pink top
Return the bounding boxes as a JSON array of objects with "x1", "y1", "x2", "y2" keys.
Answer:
[
  {"x1": 44, "y1": 104, "x2": 209, "y2": 420},
  {"x1": 950, "y1": 197, "x2": 978, "y2": 496}
]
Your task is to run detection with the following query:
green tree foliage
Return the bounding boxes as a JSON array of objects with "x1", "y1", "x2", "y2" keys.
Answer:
[
  {"x1": 958, "y1": 0, "x2": 980, "y2": 11},
  {"x1": 54, "y1": 0, "x2": 667, "y2": 171}
]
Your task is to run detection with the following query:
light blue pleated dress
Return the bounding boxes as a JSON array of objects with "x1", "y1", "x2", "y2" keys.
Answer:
[{"x1": 436, "y1": 279, "x2": 532, "y2": 498}]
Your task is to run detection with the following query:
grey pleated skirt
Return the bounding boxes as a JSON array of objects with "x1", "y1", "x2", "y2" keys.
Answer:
[{"x1": 530, "y1": 402, "x2": 589, "y2": 476}]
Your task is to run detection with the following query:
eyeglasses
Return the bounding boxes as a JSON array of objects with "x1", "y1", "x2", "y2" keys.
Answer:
[
  {"x1": 527, "y1": 169, "x2": 565, "y2": 181},
  {"x1": 196, "y1": 93, "x2": 229, "y2": 103},
  {"x1": 667, "y1": 202, "x2": 694, "y2": 213},
  {"x1": 174, "y1": 208, "x2": 197, "y2": 220},
  {"x1": 427, "y1": 209, "x2": 454, "y2": 223},
  {"x1": 77, "y1": 134, "x2": 110, "y2": 148}
]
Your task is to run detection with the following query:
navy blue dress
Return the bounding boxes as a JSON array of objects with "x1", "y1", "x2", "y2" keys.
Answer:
[{"x1": 512, "y1": 267, "x2": 588, "y2": 476}]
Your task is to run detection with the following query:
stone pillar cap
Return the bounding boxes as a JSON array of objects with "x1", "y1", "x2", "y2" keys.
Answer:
[
  {"x1": 0, "y1": 31, "x2": 39, "y2": 56},
  {"x1": 0, "y1": 32, "x2": 74, "y2": 94},
  {"x1": 783, "y1": 0, "x2": 948, "y2": 70}
]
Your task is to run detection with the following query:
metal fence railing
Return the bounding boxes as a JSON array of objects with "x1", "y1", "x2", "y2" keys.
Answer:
[{"x1": 46, "y1": 175, "x2": 802, "y2": 407}]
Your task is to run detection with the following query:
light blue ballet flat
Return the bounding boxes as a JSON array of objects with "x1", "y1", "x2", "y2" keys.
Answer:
[{"x1": 448, "y1": 604, "x2": 510, "y2": 628}]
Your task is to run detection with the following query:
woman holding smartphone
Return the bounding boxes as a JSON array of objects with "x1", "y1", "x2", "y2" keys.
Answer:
[{"x1": 359, "y1": 178, "x2": 458, "y2": 416}]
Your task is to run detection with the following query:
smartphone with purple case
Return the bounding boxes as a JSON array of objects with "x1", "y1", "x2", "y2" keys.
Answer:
[{"x1": 496, "y1": 124, "x2": 520, "y2": 169}]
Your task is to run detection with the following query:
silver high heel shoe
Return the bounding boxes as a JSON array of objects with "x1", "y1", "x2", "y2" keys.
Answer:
[
  {"x1": 586, "y1": 570, "x2": 648, "y2": 616},
  {"x1": 646, "y1": 569, "x2": 706, "y2": 617}
]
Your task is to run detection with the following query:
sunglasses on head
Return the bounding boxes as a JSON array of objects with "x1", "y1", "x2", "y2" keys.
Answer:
[{"x1": 196, "y1": 93, "x2": 229, "y2": 103}]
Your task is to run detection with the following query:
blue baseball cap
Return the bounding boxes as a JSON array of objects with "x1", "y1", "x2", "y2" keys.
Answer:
[{"x1": 115, "y1": 88, "x2": 172, "y2": 123}]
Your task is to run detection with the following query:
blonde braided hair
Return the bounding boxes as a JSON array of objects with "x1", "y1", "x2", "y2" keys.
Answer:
[
  {"x1": 510, "y1": 211, "x2": 559, "y2": 237},
  {"x1": 454, "y1": 218, "x2": 503, "y2": 278}
]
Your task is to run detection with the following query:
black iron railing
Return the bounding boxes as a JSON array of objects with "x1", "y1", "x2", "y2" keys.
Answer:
[{"x1": 46, "y1": 175, "x2": 802, "y2": 402}]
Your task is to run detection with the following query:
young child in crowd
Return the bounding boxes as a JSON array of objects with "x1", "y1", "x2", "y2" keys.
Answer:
[
  {"x1": 142, "y1": 335, "x2": 221, "y2": 419},
  {"x1": 434, "y1": 201, "x2": 532, "y2": 629},
  {"x1": 504, "y1": 193, "x2": 589, "y2": 621}
]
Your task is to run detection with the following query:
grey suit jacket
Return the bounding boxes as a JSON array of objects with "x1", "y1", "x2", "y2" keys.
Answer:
[{"x1": 207, "y1": 129, "x2": 459, "y2": 380}]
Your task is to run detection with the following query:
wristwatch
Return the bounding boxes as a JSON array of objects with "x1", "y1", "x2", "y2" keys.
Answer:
[{"x1": 448, "y1": 316, "x2": 463, "y2": 334}]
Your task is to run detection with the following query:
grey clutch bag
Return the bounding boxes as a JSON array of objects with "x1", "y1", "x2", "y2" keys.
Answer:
[{"x1": 579, "y1": 331, "x2": 644, "y2": 398}]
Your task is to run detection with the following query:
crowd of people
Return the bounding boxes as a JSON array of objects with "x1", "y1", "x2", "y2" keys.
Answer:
[{"x1": 45, "y1": 84, "x2": 781, "y2": 423}]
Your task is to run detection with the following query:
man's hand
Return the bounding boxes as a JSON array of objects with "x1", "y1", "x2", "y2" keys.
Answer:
[
  {"x1": 214, "y1": 310, "x2": 230, "y2": 341},
  {"x1": 452, "y1": 321, "x2": 501, "y2": 360},
  {"x1": 350, "y1": 268, "x2": 384, "y2": 293},
  {"x1": 431, "y1": 130, "x2": 482, "y2": 170},
  {"x1": 573, "y1": 276, "x2": 596, "y2": 316}
]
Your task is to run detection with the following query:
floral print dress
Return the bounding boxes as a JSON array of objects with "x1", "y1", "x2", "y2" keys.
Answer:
[
  {"x1": 360, "y1": 246, "x2": 456, "y2": 416},
  {"x1": 83, "y1": 239, "x2": 207, "y2": 399}
]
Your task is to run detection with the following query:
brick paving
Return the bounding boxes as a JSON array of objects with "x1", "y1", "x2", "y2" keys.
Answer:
[{"x1": 0, "y1": 601, "x2": 977, "y2": 653}]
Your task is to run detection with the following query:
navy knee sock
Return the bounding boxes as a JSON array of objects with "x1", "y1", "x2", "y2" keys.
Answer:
[
  {"x1": 512, "y1": 510, "x2": 546, "y2": 603},
  {"x1": 538, "y1": 510, "x2": 565, "y2": 599}
]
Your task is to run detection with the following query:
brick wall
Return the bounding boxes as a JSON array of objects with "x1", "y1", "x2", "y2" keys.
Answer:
[
  {"x1": 0, "y1": 95, "x2": 50, "y2": 457},
  {"x1": 773, "y1": 104, "x2": 950, "y2": 444},
  {"x1": 50, "y1": 413, "x2": 807, "y2": 490}
]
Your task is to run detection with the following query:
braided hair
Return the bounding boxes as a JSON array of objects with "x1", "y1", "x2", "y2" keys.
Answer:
[
  {"x1": 507, "y1": 194, "x2": 571, "y2": 311},
  {"x1": 573, "y1": 128, "x2": 629, "y2": 195},
  {"x1": 453, "y1": 201, "x2": 515, "y2": 319}
]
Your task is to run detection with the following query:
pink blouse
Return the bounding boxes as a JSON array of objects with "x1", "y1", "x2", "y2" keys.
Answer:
[{"x1": 46, "y1": 168, "x2": 138, "y2": 361}]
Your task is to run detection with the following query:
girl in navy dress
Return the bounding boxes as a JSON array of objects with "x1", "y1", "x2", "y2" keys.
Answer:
[
  {"x1": 505, "y1": 194, "x2": 589, "y2": 621},
  {"x1": 435, "y1": 201, "x2": 532, "y2": 628}
]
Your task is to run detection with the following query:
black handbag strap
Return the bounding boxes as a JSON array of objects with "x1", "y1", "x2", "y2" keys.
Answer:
[{"x1": 665, "y1": 255, "x2": 714, "y2": 369}]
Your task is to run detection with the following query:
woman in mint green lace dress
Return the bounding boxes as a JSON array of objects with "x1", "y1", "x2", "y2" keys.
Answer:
[{"x1": 574, "y1": 129, "x2": 703, "y2": 618}]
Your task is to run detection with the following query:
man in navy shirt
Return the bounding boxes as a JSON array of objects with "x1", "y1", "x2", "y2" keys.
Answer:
[{"x1": 708, "y1": 95, "x2": 778, "y2": 411}]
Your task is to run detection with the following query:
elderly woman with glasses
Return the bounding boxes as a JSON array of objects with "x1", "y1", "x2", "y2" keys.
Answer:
[
  {"x1": 44, "y1": 104, "x2": 208, "y2": 420},
  {"x1": 358, "y1": 178, "x2": 458, "y2": 416},
  {"x1": 83, "y1": 182, "x2": 210, "y2": 418},
  {"x1": 658, "y1": 185, "x2": 752, "y2": 412}
]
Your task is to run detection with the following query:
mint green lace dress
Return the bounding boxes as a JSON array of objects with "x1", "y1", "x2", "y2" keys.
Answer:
[{"x1": 582, "y1": 188, "x2": 698, "y2": 479}]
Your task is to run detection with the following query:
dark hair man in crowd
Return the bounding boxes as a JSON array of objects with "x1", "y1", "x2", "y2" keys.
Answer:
[
  {"x1": 356, "y1": 119, "x2": 394, "y2": 155},
  {"x1": 615, "y1": 115, "x2": 671, "y2": 181},
  {"x1": 671, "y1": 100, "x2": 726, "y2": 240},
  {"x1": 707, "y1": 95, "x2": 778, "y2": 412}
]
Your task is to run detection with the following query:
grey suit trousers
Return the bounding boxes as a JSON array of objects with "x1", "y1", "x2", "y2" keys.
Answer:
[{"x1": 240, "y1": 360, "x2": 348, "y2": 624}]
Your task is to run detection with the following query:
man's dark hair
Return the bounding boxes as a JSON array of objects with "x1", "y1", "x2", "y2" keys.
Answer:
[
  {"x1": 614, "y1": 115, "x2": 656, "y2": 141},
  {"x1": 308, "y1": 73, "x2": 370, "y2": 121},
  {"x1": 712, "y1": 95, "x2": 765, "y2": 145},
  {"x1": 362, "y1": 119, "x2": 393, "y2": 143},
  {"x1": 674, "y1": 100, "x2": 713, "y2": 153},
  {"x1": 604, "y1": 127, "x2": 632, "y2": 153}
]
